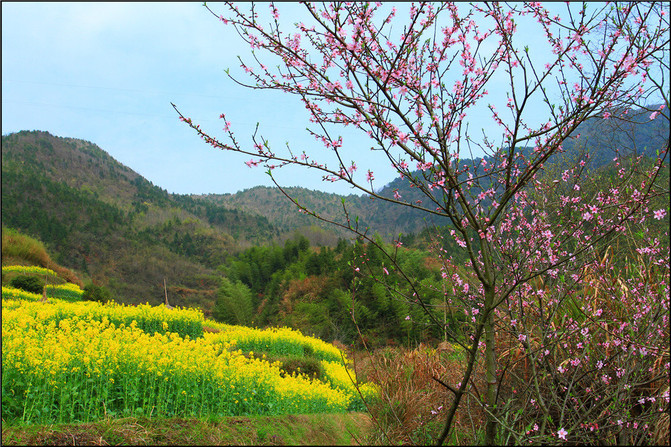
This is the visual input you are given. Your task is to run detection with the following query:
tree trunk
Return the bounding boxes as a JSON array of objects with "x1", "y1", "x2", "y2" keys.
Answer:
[{"x1": 484, "y1": 284, "x2": 498, "y2": 444}]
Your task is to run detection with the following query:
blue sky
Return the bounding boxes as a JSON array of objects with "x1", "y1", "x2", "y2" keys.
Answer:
[
  {"x1": 3, "y1": 3, "x2": 661, "y2": 196},
  {"x1": 3, "y1": 2, "x2": 341, "y2": 195},
  {"x1": 0, "y1": 2, "x2": 515, "y2": 196}
]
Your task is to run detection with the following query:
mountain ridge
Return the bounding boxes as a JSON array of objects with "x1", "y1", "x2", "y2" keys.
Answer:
[{"x1": 2, "y1": 108, "x2": 667, "y2": 308}]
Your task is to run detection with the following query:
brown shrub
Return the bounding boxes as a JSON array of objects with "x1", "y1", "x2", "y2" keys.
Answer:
[{"x1": 351, "y1": 344, "x2": 485, "y2": 445}]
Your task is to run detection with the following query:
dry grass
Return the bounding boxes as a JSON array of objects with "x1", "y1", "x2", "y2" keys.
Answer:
[
  {"x1": 1, "y1": 414, "x2": 371, "y2": 446},
  {"x1": 2, "y1": 227, "x2": 82, "y2": 286},
  {"x1": 350, "y1": 343, "x2": 485, "y2": 445}
]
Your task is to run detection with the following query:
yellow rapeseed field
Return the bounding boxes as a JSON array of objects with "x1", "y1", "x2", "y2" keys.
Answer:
[{"x1": 1, "y1": 290, "x2": 378, "y2": 425}]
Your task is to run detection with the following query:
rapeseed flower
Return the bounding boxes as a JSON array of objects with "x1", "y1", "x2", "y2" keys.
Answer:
[{"x1": 2, "y1": 297, "x2": 377, "y2": 424}]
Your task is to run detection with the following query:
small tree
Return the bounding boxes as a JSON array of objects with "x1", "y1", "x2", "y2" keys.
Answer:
[
  {"x1": 82, "y1": 283, "x2": 111, "y2": 303},
  {"x1": 213, "y1": 276, "x2": 255, "y2": 326},
  {"x1": 177, "y1": 2, "x2": 669, "y2": 444}
]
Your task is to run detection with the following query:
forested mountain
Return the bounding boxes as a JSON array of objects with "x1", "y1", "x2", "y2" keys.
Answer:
[
  {"x1": 202, "y1": 107, "x2": 669, "y2": 240},
  {"x1": 1, "y1": 130, "x2": 280, "y2": 311},
  {"x1": 197, "y1": 185, "x2": 441, "y2": 243},
  {"x1": 1, "y1": 108, "x2": 667, "y2": 318}
]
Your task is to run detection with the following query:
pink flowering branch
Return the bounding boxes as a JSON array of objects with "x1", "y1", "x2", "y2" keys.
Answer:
[{"x1": 178, "y1": 2, "x2": 669, "y2": 444}]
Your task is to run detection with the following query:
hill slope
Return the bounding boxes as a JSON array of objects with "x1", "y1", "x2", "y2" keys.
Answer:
[
  {"x1": 199, "y1": 108, "x2": 669, "y2": 240},
  {"x1": 1, "y1": 131, "x2": 279, "y2": 311},
  {"x1": 198, "y1": 185, "x2": 432, "y2": 242},
  {"x1": 2, "y1": 109, "x2": 666, "y2": 309}
]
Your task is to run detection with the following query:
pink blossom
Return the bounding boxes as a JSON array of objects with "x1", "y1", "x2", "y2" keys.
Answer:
[
  {"x1": 557, "y1": 428, "x2": 568, "y2": 440},
  {"x1": 653, "y1": 209, "x2": 666, "y2": 220}
]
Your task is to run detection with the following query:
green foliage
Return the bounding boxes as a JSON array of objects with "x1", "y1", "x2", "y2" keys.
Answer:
[
  {"x1": 9, "y1": 275, "x2": 44, "y2": 294},
  {"x1": 224, "y1": 235, "x2": 312, "y2": 297},
  {"x1": 219, "y1": 232, "x2": 458, "y2": 347},
  {"x1": 213, "y1": 277, "x2": 254, "y2": 326},
  {"x1": 278, "y1": 355, "x2": 326, "y2": 382},
  {"x1": 82, "y1": 283, "x2": 111, "y2": 303},
  {"x1": 44, "y1": 284, "x2": 83, "y2": 302}
]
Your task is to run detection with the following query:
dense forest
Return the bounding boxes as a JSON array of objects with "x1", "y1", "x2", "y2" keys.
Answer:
[{"x1": 212, "y1": 231, "x2": 472, "y2": 347}]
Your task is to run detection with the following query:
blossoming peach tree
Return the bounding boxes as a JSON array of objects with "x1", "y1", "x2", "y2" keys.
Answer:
[{"x1": 175, "y1": 2, "x2": 669, "y2": 444}]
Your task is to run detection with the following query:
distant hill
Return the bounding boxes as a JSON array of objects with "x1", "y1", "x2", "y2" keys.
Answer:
[
  {"x1": 202, "y1": 107, "x2": 669, "y2": 239},
  {"x1": 1, "y1": 108, "x2": 666, "y2": 309},
  {"x1": 197, "y1": 184, "x2": 442, "y2": 242},
  {"x1": 1, "y1": 130, "x2": 279, "y2": 311}
]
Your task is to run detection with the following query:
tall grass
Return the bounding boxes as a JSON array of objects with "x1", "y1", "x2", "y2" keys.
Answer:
[
  {"x1": 353, "y1": 343, "x2": 482, "y2": 445},
  {"x1": 1, "y1": 228, "x2": 51, "y2": 267},
  {"x1": 1, "y1": 227, "x2": 82, "y2": 286}
]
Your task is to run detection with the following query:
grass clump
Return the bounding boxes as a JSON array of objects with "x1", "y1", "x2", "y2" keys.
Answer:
[
  {"x1": 1, "y1": 227, "x2": 51, "y2": 267},
  {"x1": 8, "y1": 275, "x2": 44, "y2": 294},
  {"x1": 278, "y1": 355, "x2": 326, "y2": 382}
]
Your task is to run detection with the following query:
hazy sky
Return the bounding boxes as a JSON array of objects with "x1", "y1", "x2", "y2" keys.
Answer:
[
  {"x1": 3, "y1": 3, "x2": 659, "y2": 196},
  {"x1": 0, "y1": 2, "x2": 510, "y2": 196},
  {"x1": 3, "y1": 2, "x2": 335, "y2": 195}
]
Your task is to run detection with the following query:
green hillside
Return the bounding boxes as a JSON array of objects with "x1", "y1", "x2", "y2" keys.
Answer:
[
  {"x1": 0, "y1": 130, "x2": 449, "y2": 314},
  {"x1": 199, "y1": 184, "x2": 442, "y2": 240},
  {"x1": 1, "y1": 131, "x2": 278, "y2": 311},
  {"x1": 2, "y1": 109, "x2": 668, "y2": 317}
]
